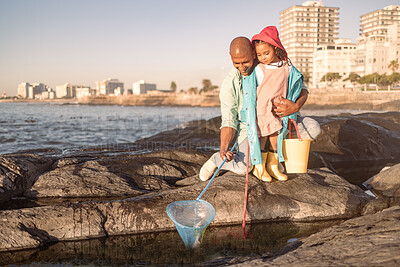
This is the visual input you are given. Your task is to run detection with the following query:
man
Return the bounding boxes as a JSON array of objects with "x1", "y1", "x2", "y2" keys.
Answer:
[{"x1": 199, "y1": 37, "x2": 320, "y2": 181}]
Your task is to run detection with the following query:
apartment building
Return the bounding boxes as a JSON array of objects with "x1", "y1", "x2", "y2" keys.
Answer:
[
  {"x1": 132, "y1": 80, "x2": 156, "y2": 95},
  {"x1": 280, "y1": 1, "x2": 339, "y2": 85},
  {"x1": 17, "y1": 82, "x2": 49, "y2": 99},
  {"x1": 313, "y1": 39, "x2": 357, "y2": 88},
  {"x1": 17, "y1": 82, "x2": 30, "y2": 98},
  {"x1": 355, "y1": 6, "x2": 400, "y2": 75},
  {"x1": 56, "y1": 83, "x2": 92, "y2": 98},
  {"x1": 75, "y1": 87, "x2": 92, "y2": 98},
  {"x1": 360, "y1": 5, "x2": 400, "y2": 37},
  {"x1": 95, "y1": 78, "x2": 124, "y2": 96}
]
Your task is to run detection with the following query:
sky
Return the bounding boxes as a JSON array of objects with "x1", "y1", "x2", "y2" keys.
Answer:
[{"x1": 0, "y1": 0, "x2": 398, "y2": 96}]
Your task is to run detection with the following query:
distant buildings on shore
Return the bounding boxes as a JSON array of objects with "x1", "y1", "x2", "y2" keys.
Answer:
[
  {"x1": 14, "y1": 2, "x2": 399, "y2": 97},
  {"x1": 17, "y1": 82, "x2": 55, "y2": 99},
  {"x1": 16, "y1": 78, "x2": 169, "y2": 99},
  {"x1": 132, "y1": 80, "x2": 156, "y2": 95},
  {"x1": 280, "y1": 1, "x2": 400, "y2": 89}
]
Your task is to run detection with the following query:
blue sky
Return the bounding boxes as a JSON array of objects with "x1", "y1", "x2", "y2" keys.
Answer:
[{"x1": 0, "y1": 0, "x2": 398, "y2": 96}]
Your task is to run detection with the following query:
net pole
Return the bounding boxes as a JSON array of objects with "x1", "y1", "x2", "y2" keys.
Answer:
[{"x1": 196, "y1": 141, "x2": 238, "y2": 201}]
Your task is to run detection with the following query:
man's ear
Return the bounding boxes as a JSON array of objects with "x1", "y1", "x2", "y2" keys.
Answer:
[{"x1": 252, "y1": 50, "x2": 256, "y2": 59}]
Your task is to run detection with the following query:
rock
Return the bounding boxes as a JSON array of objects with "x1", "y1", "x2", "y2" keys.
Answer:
[
  {"x1": 307, "y1": 113, "x2": 400, "y2": 185},
  {"x1": 362, "y1": 198, "x2": 390, "y2": 215},
  {"x1": 363, "y1": 163, "x2": 400, "y2": 198},
  {"x1": 234, "y1": 206, "x2": 400, "y2": 266},
  {"x1": 210, "y1": 168, "x2": 372, "y2": 223},
  {"x1": 139, "y1": 117, "x2": 221, "y2": 149},
  {"x1": 25, "y1": 150, "x2": 209, "y2": 198},
  {"x1": 138, "y1": 113, "x2": 400, "y2": 186},
  {"x1": 0, "y1": 154, "x2": 53, "y2": 203},
  {"x1": 0, "y1": 168, "x2": 372, "y2": 252}
]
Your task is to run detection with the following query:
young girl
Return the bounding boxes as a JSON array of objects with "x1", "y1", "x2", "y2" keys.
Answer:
[{"x1": 250, "y1": 26, "x2": 305, "y2": 182}]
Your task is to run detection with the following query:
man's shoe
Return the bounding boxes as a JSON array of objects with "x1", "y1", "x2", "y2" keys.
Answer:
[{"x1": 199, "y1": 157, "x2": 217, "y2": 181}]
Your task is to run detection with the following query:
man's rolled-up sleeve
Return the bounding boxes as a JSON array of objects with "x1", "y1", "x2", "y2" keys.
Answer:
[{"x1": 219, "y1": 69, "x2": 239, "y2": 131}]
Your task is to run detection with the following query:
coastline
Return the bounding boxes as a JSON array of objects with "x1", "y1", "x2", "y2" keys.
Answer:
[{"x1": 2, "y1": 90, "x2": 400, "y2": 111}]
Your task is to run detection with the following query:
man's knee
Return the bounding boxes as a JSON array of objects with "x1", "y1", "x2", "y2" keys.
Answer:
[
  {"x1": 297, "y1": 116, "x2": 321, "y2": 140},
  {"x1": 230, "y1": 162, "x2": 253, "y2": 175}
]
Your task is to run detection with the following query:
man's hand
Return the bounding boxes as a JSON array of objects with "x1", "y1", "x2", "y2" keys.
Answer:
[
  {"x1": 220, "y1": 150, "x2": 234, "y2": 162},
  {"x1": 273, "y1": 89, "x2": 308, "y2": 118},
  {"x1": 272, "y1": 96, "x2": 300, "y2": 118}
]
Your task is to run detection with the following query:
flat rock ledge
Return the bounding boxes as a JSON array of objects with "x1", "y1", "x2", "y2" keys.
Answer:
[
  {"x1": 0, "y1": 168, "x2": 371, "y2": 252},
  {"x1": 231, "y1": 205, "x2": 400, "y2": 267},
  {"x1": 0, "y1": 154, "x2": 53, "y2": 203}
]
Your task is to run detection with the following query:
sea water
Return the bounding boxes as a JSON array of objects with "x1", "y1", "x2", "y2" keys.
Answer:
[
  {"x1": 0, "y1": 102, "x2": 220, "y2": 155},
  {"x1": 0, "y1": 220, "x2": 342, "y2": 266}
]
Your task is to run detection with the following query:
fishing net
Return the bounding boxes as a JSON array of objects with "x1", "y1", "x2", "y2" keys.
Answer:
[{"x1": 166, "y1": 199, "x2": 215, "y2": 248}]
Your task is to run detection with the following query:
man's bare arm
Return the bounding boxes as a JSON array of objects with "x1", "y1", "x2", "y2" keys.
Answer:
[{"x1": 220, "y1": 127, "x2": 236, "y2": 161}]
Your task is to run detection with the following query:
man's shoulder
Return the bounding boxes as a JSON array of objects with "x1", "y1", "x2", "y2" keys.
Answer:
[
  {"x1": 221, "y1": 68, "x2": 242, "y2": 91},
  {"x1": 225, "y1": 68, "x2": 241, "y2": 80}
]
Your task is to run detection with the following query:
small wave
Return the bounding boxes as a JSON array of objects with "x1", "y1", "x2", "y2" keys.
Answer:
[{"x1": 0, "y1": 138, "x2": 16, "y2": 143}]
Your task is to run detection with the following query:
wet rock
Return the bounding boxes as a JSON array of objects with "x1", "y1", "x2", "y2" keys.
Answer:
[
  {"x1": 235, "y1": 206, "x2": 400, "y2": 266},
  {"x1": 362, "y1": 197, "x2": 390, "y2": 215},
  {"x1": 0, "y1": 154, "x2": 53, "y2": 203},
  {"x1": 139, "y1": 117, "x2": 221, "y2": 149},
  {"x1": 363, "y1": 163, "x2": 400, "y2": 198},
  {"x1": 25, "y1": 150, "x2": 209, "y2": 198},
  {"x1": 307, "y1": 113, "x2": 400, "y2": 185},
  {"x1": 139, "y1": 112, "x2": 400, "y2": 186},
  {"x1": 0, "y1": 168, "x2": 371, "y2": 252},
  {"x1": 209, "y1": 168, "x2": 372, "y2": 223}
]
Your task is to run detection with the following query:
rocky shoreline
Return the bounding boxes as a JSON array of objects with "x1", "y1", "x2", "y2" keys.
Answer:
[{"x1": 1, "y1": 112, "x2": 400, "y2": 265}]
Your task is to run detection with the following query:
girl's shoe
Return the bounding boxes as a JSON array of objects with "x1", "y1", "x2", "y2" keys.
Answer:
[
  {"x1": 252, "y1": 152, "x2": 272, "y2": 182},
  {"x1": 266, "y1": 152, "x2": 288, "y2": 181}
]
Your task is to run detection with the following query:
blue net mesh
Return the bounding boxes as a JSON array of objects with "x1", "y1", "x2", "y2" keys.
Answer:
[{"x1": 166, "y1": 199, "x2": 215, "y2": 248}]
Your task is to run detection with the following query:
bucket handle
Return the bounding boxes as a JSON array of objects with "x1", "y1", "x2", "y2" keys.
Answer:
[{"x1": 288, "y1": 119, "x2": 303, "y2": 141}]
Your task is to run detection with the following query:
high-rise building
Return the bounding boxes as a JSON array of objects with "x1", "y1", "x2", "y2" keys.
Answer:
[
  {"x1": 280, "y1": 1, "x2": 339, "y2": 85},
  {"x1": 95, "y1": 78, "x2": 124, "y2": 96},
  {"x1": 355, "y1": 6, "x2": 400, "y2": 75},
  {"x1": 387, "y1": 23, "x2": 400, "y2": 70},
  {"x1": 56, "y1": 83, "x2": 91, "y2": 98},
  {"x1": 17, "y1": 82, "x2": 47, "y2": 99},
  {"x1": 17, "y1": 82, "x2": 30, "y2": 98},
  {"x1": 360, "y1": 5, "x2": 400, "y2": 38},
  {"x1": 56, "y1": 83, "x2": 72, "y2": 98},
  {"x1": 132, "y1": 80, "x2": 156, "y2": 95}
]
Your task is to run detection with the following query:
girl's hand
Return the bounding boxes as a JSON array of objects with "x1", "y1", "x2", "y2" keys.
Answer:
[
  {"x1": 220, "y1": 150, "x2": 234, "y2": 162},
  {"x1": 273, "y1": 96, "x2": 300, "y2": 118}
]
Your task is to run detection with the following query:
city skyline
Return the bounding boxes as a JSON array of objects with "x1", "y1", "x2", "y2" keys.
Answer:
[{"x1": 0, "y1": 0, "x2": 399, "y2": 96}]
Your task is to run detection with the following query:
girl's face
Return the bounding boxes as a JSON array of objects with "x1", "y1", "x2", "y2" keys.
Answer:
[{"x1": 255, "y1": 42, "x2": 280, "y2": 65}]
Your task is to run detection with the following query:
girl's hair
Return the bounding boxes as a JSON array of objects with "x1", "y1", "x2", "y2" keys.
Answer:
[{"x1": 253, "y1": 40, "x2": 292, "y2": 67}]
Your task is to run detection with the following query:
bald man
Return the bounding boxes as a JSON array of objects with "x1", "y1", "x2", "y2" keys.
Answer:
[{"x1": 199, "y1": 37, "x2": 320, "y2": 181}]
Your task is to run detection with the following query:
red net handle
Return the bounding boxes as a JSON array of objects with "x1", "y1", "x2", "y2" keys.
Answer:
[{"x1": 288, "y1": 119, "x2": 303, "y2": 141}]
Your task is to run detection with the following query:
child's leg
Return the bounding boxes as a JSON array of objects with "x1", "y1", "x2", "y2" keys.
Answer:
[
  {"x1": 266, "y1": 131, "x2": 287, "y2": 181},
  {"x1": 259, "y1": 136, "x2": 268, "y2": 151},
  {"x1": 268, "y1": 132, "x2": 279, "y2": 151},
  {"x1": 252, "y1": 136, "x2": 272, "y2": 182}
]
